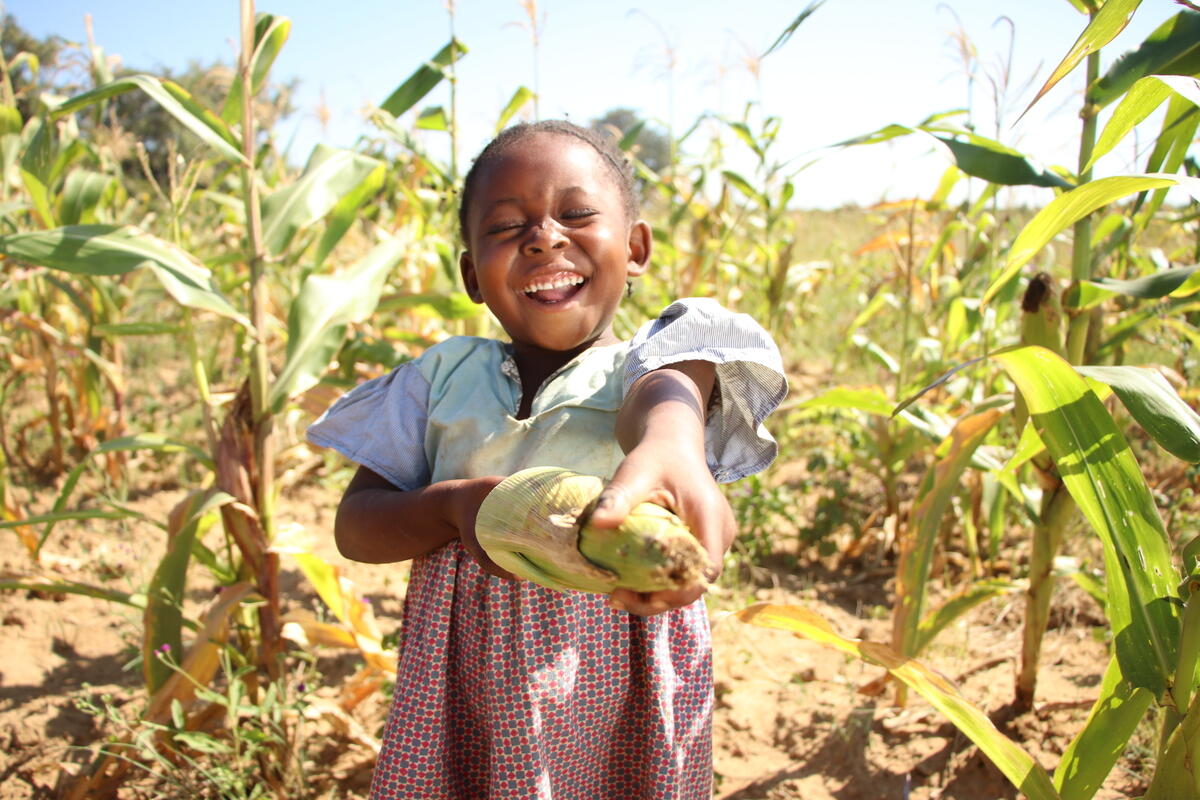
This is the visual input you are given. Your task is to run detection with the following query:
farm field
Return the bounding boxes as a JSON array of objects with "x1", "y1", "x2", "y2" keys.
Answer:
[
  {"x1": 0, "y1": 469, "x2": 1133, "y2": 800},
  {"x1": 2, "y1": 1, "x2": 1200, "y2": 798}
]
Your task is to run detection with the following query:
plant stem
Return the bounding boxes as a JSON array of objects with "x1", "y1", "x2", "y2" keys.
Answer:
[
  {"x1": 238, "y1": 0, "x2": 275, "y2": 544},
  {"x1": 1015, "y1": 483, "x2": 1075, "y2": 711},
  {"x1": 1065, "y1": 47, "x2": 1100, "y2": 366}
]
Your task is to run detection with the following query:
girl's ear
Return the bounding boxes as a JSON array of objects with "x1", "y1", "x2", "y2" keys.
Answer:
[
  {"x1": 625, "y1": 219, "x2": 652, "y2": 278},
  {"x1": 459, "y1": 251, "x2": 484, "y2": 303}
]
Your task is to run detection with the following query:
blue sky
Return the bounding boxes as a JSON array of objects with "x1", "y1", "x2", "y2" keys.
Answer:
[{"x1": 11, "y1": 1, "x2": 1182, "y2": 208}]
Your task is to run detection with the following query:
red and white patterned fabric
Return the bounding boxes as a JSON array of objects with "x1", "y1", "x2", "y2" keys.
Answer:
[{"x1": 370, "y1": 543, "x2": 712, "y2": 799}]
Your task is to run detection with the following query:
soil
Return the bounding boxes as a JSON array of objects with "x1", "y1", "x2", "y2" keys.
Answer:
[{"x1": 0, "y1": 478, "x2": 1146, "y2": 800}]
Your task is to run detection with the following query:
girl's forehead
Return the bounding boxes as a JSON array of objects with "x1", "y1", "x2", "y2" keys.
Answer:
[{"x1": 481, "y1": 133, "x2": 610, "y2": 188}]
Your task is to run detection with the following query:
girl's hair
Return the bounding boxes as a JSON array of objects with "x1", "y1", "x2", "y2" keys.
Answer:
[{"x1": 457, "y1": 119, "x2": 639, "y2": 243}]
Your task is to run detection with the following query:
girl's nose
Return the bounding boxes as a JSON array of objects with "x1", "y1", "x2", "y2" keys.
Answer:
[{"x1": 521, "y1": 219, "x2": 568, "y2": 255}]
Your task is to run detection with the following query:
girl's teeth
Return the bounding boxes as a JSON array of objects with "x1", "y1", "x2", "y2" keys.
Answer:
[{"x1": 525, "y1": 275, "x2": 583, "y2": 294}]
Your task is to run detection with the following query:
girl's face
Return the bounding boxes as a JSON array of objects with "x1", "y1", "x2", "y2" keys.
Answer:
[{"x1": 460, "y1": 132, "x2": 651, "y2": 358}]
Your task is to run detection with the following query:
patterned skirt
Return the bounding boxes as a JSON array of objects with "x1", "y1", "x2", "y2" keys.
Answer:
[{"x1": 368, "y1": 541, "x2": 713, "y2": 800}]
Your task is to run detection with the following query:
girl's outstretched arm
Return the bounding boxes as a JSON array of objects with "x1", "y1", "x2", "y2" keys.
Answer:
[
  {"x1": 589, "y1": 360, "x2": 736, "y2": 616},
  {"x1": 335, "y1": 466, "x2": 512, "y2": 576}
]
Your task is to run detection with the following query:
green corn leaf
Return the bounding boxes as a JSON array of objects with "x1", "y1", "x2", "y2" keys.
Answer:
[
  {"x1": 722, "y1": 169, "x2": 765, "y2": 207},
  {"x1": 1054, "y1": 656, "x2": 1154, "y2": 799},
  {"x1": 852, "y1": 334, "x2": 900, "y2": 375},
  {"x1": 415, "y1": 105, "x2": 449, "y2": 131},
  {"x1": 616, "y1": 120, "x2": 647, "y2": 152},
  {"x1": 1143, "y1": 689, "x2": 1200, "y2": 799},
  {"x1": 260, "y1": 145, "x2": 384, "y2": 255},
  {"x1": 1023, "y1": 0, "x2": 1142, "y2": 116},
  {"x1": 0, "y1": 225, "x2": 248, "y2": 326},
  {"x1": 931, "y1": 134, "x2": 1073, "y2": 189},
  {"x1": 839, "y1": 123, "x2": 1070, "y2": 189},
  {"x1": 994, "y1": 346, "x2": 1180, "y2": 695},
  {"x1": 311, "y1": 161, "x2": 385, "y2": 269},
  {"x1": 144, "y1": 490, "x2": 211, "y2": 693},
  {"x1": 914, "y1": 579, "x2": 1020, "y2": 655},
  {"x1": 1088, "y1": 11, "x2": 1200, "y2": 108},
  {"x1": 0, "y1": 104, "x2": 21, "y2": 135},
  {"x1": 738, "y1": 603, "x2": 1062, "y2": 800},
  {"x1": 0, "y1": 508, "x2": 142, "y2": 530},
  {"x1": 1076, "y1": 365, "x2": 1200, "y2": 463},
  {"x1": 36, "y1": 434, "x2": 214, "y2": 556},
  {"x1": 495, "y1": 86, "x2": 533, "y2": 133},
  {"x1": 0, "y1": 580, "x2": 146, "y2": 611},
  {"x1": 379, "y1": 38, "x2": 466, "y2": 117},
  {"x1": 1069, "y1": 264, "x2": 1200, "y2": 310},
  {"x1": 92, "y1": 321, "x2": 184, "y2": 337},
  {"x1": 59, "y1": 169, "x2": 116, "y2": 225},
  {"x1": 1086, "y1": 76, "x2": 1200, "y2": 171},
  {"x1": 1134, "y1": 93, "x2": 1200, "y2": 224},
  {"x1": 19, "y1": 119, "x2": 55, "y2": 226},
  {"x1": 894, "y1": 409, "x2": 1003, "y2": 658},
  {"x1": 761, "y1": 0, "x2": 826, "y2": 58},
  {"x1": 982, "y1": 175, "x2": 1199, "y2": 306},
  {"x1": 221, "y1": 13, "x2": 291, "y2": 125},
  {"x1": 378, "y1": 290, "x2": 484, "y2": 320},
  {"x1": 268, "y1": 238, "x2": 404, "y2": 413},
  {"x1": 796, "y1": 386, "x2": 894, "y2": 417},
  {"x1": 52, "y1": 74, "x2": 246, "y2": 165}
]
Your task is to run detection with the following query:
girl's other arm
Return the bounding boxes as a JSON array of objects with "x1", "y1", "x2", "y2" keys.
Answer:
[
  {"x1": 589, "y1": 360, "x2": 737, "y2": 615},
  {"x1": 335, "y1": 466, "x2": 511, "y2": 576}
]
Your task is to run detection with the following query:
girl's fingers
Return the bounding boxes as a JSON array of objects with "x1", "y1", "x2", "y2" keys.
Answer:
[{"x1": 610, "y1": 585, "x2": 705, "y2": 616}]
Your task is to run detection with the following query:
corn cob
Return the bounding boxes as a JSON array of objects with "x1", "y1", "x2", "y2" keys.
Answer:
[{"x1": 474, "y1": 466, "x2": 710, "y2": 594}]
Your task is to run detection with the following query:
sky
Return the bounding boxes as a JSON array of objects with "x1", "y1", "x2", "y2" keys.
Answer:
[{"x1": 10, "y1": 0, "x2": 1186, "y2": 208}]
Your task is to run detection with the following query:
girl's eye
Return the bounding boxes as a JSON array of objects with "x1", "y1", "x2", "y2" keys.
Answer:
[
  {"x1": 486, "y1": 220, "x2": 523, "y2": 235},
  {"x1": 561, "y1": 208, "x2": 597, "y2": 222}
]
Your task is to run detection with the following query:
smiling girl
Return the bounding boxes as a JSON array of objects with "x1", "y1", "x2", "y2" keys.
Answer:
[{"x1": 308, "y1": 120, "x2": 786, "y2": 799}]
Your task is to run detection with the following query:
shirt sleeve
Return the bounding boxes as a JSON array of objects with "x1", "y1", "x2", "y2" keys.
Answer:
[
  {"x1": 624, "y1": 297, "x2": 787, "y2": 483},
  {"x1": 305, "y1": 362, "x2": 432, "y2": 490}
]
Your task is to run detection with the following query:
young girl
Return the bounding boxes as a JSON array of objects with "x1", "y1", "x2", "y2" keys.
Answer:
[{"x1": 308, "y1": 120, "x2": 786, "y2": 799}]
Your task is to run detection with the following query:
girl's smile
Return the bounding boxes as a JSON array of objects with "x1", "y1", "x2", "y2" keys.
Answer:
[{"x1": 459, "y1": 132, "x2": 651, "y2": 369}]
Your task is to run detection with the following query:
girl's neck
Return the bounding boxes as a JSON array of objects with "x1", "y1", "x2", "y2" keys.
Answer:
[{"x1": 509, "y1": 334, "x2": 618, "y2": 419}]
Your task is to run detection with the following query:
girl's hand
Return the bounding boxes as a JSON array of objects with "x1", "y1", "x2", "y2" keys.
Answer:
[
  {"x1": 587, "y1": 440, "x2": 735, "y2": 616},
  {"x1": 445, "y1": 476, "x2": 519, "y2": 580}
]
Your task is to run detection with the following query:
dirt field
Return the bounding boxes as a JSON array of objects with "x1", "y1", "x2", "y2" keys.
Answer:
[{"x1": 0, "y1": 480, "x2": 1144, "y2": 799}]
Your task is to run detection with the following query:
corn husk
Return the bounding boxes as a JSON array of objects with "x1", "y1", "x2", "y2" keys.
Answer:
[{"x1": 475, "y1": 466, "x2": 709, "y2": 594}]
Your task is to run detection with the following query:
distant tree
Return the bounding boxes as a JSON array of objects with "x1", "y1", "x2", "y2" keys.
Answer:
[
  {"x1": 589, "y1": 108, "x2": 672, "y2": 174},
  {"x1": 1, "y1": 14, "x2": 296, "y2": 183}
]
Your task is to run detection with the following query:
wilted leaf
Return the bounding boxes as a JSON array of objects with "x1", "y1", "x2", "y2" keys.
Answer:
[{"x1": 738, "y1": 603, "x2": 1061, "y2": 800}]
